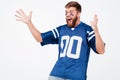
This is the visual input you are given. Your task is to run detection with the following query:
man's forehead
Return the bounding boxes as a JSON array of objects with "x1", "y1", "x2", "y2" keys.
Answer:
[{"x1": 65, "y1": 7, "x2": 76, "y2": 12}]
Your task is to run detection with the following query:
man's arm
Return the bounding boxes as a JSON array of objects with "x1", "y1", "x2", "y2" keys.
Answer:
[
  {"x1": 90, "y1": 15, "x2": 105, "y2": 54},
  {"x1": 15, "y1": 9, "x2": 42, "y2": 42}
]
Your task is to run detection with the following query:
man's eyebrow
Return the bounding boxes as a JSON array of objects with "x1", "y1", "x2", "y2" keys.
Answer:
[{"x1": 65, "y1": 10, "x2": 75, "y2": 12}]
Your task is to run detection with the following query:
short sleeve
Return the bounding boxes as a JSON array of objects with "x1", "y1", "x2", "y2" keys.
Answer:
[
  {"x1": 87, "y1": 28, "x2": 98, "y2": 53},
  {"x1": 40, "y1": 28, "x2": 59, "y2": 46}
]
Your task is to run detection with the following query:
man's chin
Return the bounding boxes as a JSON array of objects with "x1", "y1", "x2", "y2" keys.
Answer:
[{"x1": 67, "y1": 23, "x2": 74, "y2": 28}]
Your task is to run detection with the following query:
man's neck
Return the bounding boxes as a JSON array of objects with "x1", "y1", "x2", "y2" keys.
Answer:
[{"x1": 74, "y1": 18, "x2": 80, "y2": 27}]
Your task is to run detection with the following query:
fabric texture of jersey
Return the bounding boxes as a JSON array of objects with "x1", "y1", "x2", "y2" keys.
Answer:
[{"x1": 41, "y1": 22, "x2": 98, "y2": 80}]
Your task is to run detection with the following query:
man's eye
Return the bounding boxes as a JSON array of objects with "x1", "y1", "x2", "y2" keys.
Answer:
[
  {"x1": 70, "y1": 13, "x2": 74, "y2": 16},
  {"x1": 65, "y1": 12, "x2": 68, "y2": 15}
]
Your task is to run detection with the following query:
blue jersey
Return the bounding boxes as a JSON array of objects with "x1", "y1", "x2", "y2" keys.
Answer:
[{"x1": 41, "y1": 22, "x2": 98, "y2": 80}]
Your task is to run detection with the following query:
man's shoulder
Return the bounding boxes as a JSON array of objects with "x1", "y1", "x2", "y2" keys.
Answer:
[
  {"x1": 56, "y1": 24, "x2": 68, "y2": 30},
  {"x1": 80, "y1": 21, "x2": 93, "y2": 31},
  {"x1": 81, "y1": 22, "x2": 91, "y2": 28},
  {"x1": 58, "y1": 24, "x2": 67, "y2": 27}
]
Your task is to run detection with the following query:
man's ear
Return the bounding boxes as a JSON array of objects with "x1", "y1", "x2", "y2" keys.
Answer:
[{"x1": 77, "y1": 12, "x2": 81, "y2": 18}]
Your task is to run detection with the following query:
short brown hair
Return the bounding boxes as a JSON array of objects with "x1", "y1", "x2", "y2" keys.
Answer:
[{"x1": 65, "y1": 1, "x2": 82, "y2": 12}]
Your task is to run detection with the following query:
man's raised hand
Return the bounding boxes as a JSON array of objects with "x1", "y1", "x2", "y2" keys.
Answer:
[{"x1": 15, "y1": 9, "x2": 32, "y2": 24}]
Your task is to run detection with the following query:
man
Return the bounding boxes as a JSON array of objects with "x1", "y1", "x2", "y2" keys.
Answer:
[{"x1": 15, "y1": 1, "x2": 105, "y2": 80}]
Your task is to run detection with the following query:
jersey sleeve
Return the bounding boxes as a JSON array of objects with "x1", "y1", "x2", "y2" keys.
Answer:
[
  {"x1": 40, "y1": 28, "x2": 59, "y2": 46},
  {"x1": 87, "y1": 27, "x2": 98, "y2": 53}
]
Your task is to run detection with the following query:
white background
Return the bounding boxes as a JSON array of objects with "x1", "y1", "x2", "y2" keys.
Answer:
[{"x1": 0, "y1": 0, "x2": 120, "y2": 80}]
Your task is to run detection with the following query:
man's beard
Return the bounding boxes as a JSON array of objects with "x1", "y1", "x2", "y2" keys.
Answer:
[{"x1": 66, "y1": 16, "x2": 78, "y2": 28}]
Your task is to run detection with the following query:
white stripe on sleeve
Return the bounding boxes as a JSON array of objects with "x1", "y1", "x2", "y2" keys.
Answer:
[
  {"x1": 88, "y1": 34, "x2": 95, "y2": 41},
  {"x1": 52, "y1": 30, "x2": 57, "y2": 38},
  {"x1": 54, "y1": 28, "x2": 59, "y2": 37},
  {"x1": 52, "y1": 28, "x2": 59, "y2": 38}
]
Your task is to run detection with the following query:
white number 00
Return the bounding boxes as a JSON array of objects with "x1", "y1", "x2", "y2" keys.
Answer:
[{"x1": 60, "y1": 36, "x2": 82, "y2": 59}]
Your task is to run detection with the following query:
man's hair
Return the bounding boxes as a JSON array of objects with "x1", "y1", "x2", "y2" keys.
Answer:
[{"x1": 65, "y1": 1, "x2": 82, "y2": 12}]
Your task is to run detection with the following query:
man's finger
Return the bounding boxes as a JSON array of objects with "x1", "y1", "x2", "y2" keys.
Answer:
[
  {"x1": 16, "y1": 19, "x2": 22, "y2": 21},
  {"x1": 29, "y1": 11, "x2": 32, "y2": 19},
  {"x1": 94, "y1": 14, "x2": 98, "y2": 21},
  {"x1": 15, "y1": 14, "x2": 21, "y2": 18},
  {"x1": 20, "y1": 9, "x2": 25, "y2": 14}
]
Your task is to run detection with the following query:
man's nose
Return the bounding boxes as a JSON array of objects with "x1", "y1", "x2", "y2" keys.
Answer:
[{"x1": 66, "y1": 12, "x2": 71, "y2": 17}]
